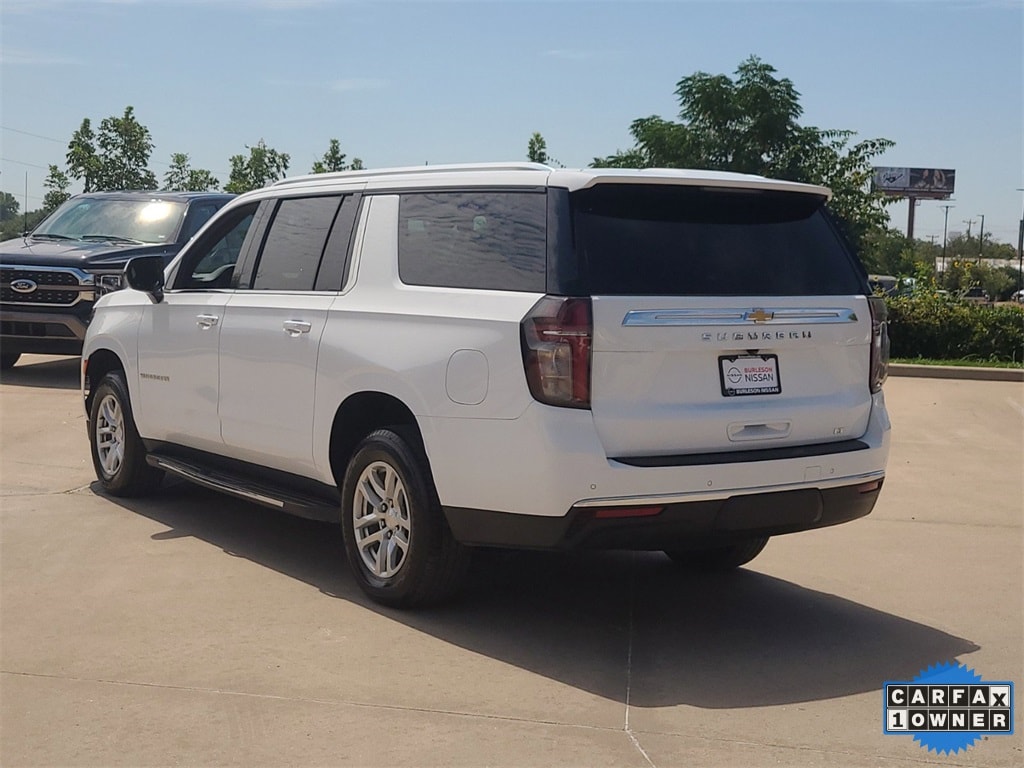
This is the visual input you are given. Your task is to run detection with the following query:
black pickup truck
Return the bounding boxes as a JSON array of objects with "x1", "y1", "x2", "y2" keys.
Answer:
[{"x1": 0, "y1": 191, "x2": 233, "y2": 368}]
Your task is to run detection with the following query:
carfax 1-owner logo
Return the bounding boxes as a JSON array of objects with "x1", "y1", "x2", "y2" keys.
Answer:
[{"x1": 884, "y1": 662, "x2": 1014, "y2": 755}]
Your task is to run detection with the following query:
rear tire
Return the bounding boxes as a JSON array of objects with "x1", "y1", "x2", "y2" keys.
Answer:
[
  {"x1": 88, "y1": 370, "x2": 163, "y2": 497},
  {"x1": 341, "y1": 428, "x2": 468, "y2": 608},
  {"x1": 0, "y1": 352, "x2": 20, "y2": 370},
  {"x1": 664, "y1": 537, "x2": 769, "y2": 571}
]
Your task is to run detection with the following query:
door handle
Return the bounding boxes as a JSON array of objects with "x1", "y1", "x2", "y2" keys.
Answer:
[
  {"x1": 283, "y1": 320, "x2": 312, "y2": 336},
  {"x1": 196, "y1": 314, "x2": 219, "y2": 329}
]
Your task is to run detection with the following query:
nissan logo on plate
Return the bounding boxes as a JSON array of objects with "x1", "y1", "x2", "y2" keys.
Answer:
[{"x1": 11, "y1": 279, "x2": 38, "y2": 294}]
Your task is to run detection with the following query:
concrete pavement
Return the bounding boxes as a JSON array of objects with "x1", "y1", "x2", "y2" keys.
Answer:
[{"x1": 1, "y1": 355, "x2": 1021, "y2": 767}]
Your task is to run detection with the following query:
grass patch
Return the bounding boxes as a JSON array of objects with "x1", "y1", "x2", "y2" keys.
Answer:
[{"x1": 892, "y1": 357, "x2": 1024, "y2": 369}]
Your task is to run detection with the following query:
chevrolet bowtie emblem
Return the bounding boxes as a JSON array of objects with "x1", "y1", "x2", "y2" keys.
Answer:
[{"x1": 745, "y1": 309, "x2": 774, "y2": 323}]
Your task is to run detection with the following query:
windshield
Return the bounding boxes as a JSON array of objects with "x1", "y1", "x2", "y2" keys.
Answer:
[
  {"x1": 34, "y1": 197, "x2": 187, "y2": 244},
  {"x1": 571, "y1": 184, "x2": 865, "y2": 296}
]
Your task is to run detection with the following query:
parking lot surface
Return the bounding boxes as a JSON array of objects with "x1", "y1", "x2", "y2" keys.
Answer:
[{"x1": 2, "y1": 355, "x2": 1021, "y2": 767}]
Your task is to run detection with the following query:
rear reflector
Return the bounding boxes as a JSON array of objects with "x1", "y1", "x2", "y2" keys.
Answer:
[
  {"x1": 856, "y1": 479, "x2": 883, "y2": 494},
  {"x1": 593, "y1": 505, "x2": 664, "y2": 519}
]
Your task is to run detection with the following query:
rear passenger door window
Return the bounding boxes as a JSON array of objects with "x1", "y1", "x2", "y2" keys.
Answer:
[
  {"x1": 249, "y1": 196, "x2": 342, "y2": 291},
  {"x1": 398, "y1": 191, "x2": 546, "y2": 292}
]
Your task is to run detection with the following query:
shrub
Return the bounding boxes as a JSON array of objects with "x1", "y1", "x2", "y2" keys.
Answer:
[{"x1": 885, "y1": 293, "x2": 1024, "y2": 363}]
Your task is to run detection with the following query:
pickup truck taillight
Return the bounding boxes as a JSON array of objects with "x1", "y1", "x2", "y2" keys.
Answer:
[
  {"x1": 520, "y1": 296, "x2": 592, "y2": 409},
  {"x1": 868, "y1": 295, "x2": 890, "y2": 393}
]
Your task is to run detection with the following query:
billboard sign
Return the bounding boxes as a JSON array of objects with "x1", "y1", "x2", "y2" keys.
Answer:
[{"x1": 872, "y1": 167, "x2": 955, "y2": 199}]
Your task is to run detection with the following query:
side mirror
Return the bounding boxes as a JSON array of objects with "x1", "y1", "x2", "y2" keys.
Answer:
[{"x1": 124, "y1": 255, "x2": 165, "y2": 303}]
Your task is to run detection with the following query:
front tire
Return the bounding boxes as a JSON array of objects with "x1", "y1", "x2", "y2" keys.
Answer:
[
  {"x1": 664, "y1": 537, "x2": 769, "y2": 571},
  {"x1": 341, "y1": 428, "x2": 468, "y2": 608},
  {"x1": 88, "y1": 370, "x2": 163, "y2": 497}
]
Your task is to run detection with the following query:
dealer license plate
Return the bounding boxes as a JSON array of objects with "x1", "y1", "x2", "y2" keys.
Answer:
[{"x1": 719, "y1": 354, "x2": 781, "y2": 397}]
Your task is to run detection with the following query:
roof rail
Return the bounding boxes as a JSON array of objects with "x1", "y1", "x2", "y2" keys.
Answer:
[{"x1": 271, "y1": 162, "x2": 552, "y2": 188}]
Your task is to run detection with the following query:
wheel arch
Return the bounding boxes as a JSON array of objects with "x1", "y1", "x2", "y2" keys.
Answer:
[
  {"x1": 84, "y1": 347, "x2": 127, "y2": 416},
  {"x1": 328, "y1": 391, "x2": 424, "y2": 489}
]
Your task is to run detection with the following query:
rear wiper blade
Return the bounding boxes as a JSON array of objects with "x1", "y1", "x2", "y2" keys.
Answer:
[
  {"x1": 80, "y1": 234, "x2": 145, "y2": 244},
  {"x1": 29, "y1": 233, "x2": 77, "y2": 241}
]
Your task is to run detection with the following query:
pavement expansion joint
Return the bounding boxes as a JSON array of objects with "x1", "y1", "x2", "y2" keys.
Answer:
[
  {"x1": 0, "y1": 670, "x2": 618, "y2": 733},
  {"x1": 624, "y1": 552, "x2": 657, "y2": 768}
]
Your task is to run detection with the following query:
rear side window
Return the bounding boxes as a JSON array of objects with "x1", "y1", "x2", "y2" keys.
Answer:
[
  {"x1": 398, "y1": 191, "x2": 546, "y2": 292},
  {"x1": 572, "y1": 185, "x2": 864, "y2": 296},
  {"x1": 251, "y1": 196, "x2": 342, "y2": 291}
]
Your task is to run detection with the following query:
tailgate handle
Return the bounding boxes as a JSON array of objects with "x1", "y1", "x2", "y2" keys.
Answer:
[{"x1": 728, "y1": 421, "x2": 791, "y2": 442}]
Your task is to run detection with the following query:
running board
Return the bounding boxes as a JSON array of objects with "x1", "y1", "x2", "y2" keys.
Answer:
[{"x1": 146, "y1": 455, "x2": 339, "y2": 522}]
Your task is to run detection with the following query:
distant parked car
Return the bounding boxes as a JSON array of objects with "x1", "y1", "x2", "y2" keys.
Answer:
[
  {"x1": 868, "y1": 274, "x2": 898, "y2": 296},
  {"x1": 1011, "y1": 289, "x2": 1024, "y2": 303},
  {"x1": 961, "y1": 287, "x2": 992, "y2": 306},
  {"x1": 0, "y1": 191, "x2": 233, "y2": 369}
]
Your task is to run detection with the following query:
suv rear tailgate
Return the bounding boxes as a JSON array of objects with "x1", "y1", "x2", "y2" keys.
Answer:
[
  {"x1": 569, "y1": 181, "x2": 874, "y2": 460},
  {"x1": 589, "y1": 295, "x2": 872, "y2": 457}
]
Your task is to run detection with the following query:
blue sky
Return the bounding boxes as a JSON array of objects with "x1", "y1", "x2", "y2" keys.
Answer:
[{"x1": 1, "y1": 0, "x2": 1021, "y2": 246}]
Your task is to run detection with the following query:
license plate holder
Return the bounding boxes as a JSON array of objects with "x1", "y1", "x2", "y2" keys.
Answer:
[{"x1": 719, "y1": 354, "x2": 781, "y2": 397}]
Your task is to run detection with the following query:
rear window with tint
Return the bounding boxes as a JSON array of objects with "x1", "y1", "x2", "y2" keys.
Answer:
[
  {"x1": 398, "y1": 191, "x2": 546, "y2": 292},
  {"x1": 571, "y1": 185, "x2": 864, "y2": 296}
]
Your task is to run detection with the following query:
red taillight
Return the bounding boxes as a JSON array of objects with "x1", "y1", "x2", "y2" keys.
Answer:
[
  {"x1": 868, "y1": 296, "x2": 889, "y2": 393},
  {"x1": 593, "y1": 505, "x2": 663, "y2": 519},
  {"x1": 520, "y1": 296, "x2": 592, "y2": 408}
]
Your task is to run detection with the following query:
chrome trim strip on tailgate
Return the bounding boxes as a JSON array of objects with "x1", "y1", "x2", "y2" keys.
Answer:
[
  {"x1": 571, "y1": 470, "x2": 885, "y2": 509},
  {"x1": 622, "y1": 307, "x2": 859, "y2": 326}
]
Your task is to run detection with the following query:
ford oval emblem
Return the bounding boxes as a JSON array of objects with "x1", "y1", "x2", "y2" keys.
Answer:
[{"x1": 11, "y1": 279, "x2": 38, "y2": 294}]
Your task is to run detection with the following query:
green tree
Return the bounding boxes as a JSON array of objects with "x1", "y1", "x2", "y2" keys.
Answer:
[
  {"x1": 311, "y1": 138, "x2": 361, "y2": 173},
  {"x1": 164, "y1": 153, "x2": 220, "y2": 192},
  {"x1": 527, "y1": 132, "x2": 548, "y2": 164},
  {"x1": 225, "y1": 139, "x2": 290, "y2": 193},
  {"x1": 66, "y1": 118, "x2": 101, "y2": 192},
  {"x1": 0, "y1": 208, "x2": 47, "y2": 241},
  {"x1": 941, "y1": 258, "x2": 1017, "y2": 301},
  {"x1": 592, "y1": 56, "x2": 895, "y2": 254},
  {"x1": 0, "y1": 192, "x2": 19, "y2": 222},
  {"x1": 94, "y1": 106, "x2": 157, "y2": 190},
  {"x1": 43, "y1": 165, "x2": 72, "y2": 211},
  {"x1": 943, "y1": 233, "x2": 1016, "y2": 264}
]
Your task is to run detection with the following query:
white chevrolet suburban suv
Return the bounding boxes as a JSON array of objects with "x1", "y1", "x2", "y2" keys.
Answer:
[{"x1": 82, "y1": 163, "x2": 891, "y2": 607}]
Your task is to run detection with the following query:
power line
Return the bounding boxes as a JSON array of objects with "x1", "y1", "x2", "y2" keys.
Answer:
[
  {"x1": 0, "y1": 157, "x2": 50, "y2": 170},
  {"x1": 0, "y1": 125, "x2": 64, "y2": 143}
]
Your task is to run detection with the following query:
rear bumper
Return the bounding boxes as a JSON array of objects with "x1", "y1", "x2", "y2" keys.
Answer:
[
  {"x1": 423, "y1": 390, "x2": 891, "y2": 515},
  {"x1": 444, "y1": 479, "x2": 882, "y2": 549}
]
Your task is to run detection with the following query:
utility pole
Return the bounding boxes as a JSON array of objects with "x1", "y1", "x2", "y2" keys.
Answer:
[
  {"x1": 976, "y1": 214, "x2": 985, "y2": 263},
  {"x1": 1016, "y1": 189, "x2": 1023, "y2": 296},
  {"x1": 907, "y1": 197, "x2": 918, "y2": 240},
  {"x1": 940, "y1": 204, "x2": 954, "y2": 273}
]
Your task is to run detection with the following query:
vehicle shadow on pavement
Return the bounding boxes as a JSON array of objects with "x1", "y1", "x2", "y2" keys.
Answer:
[
  {"x1": 0, "y1": 356, "x2": 80, "y2": 390},
  {"x1": 100, "y1": 480, "x2": 980, "y2": 710}
]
